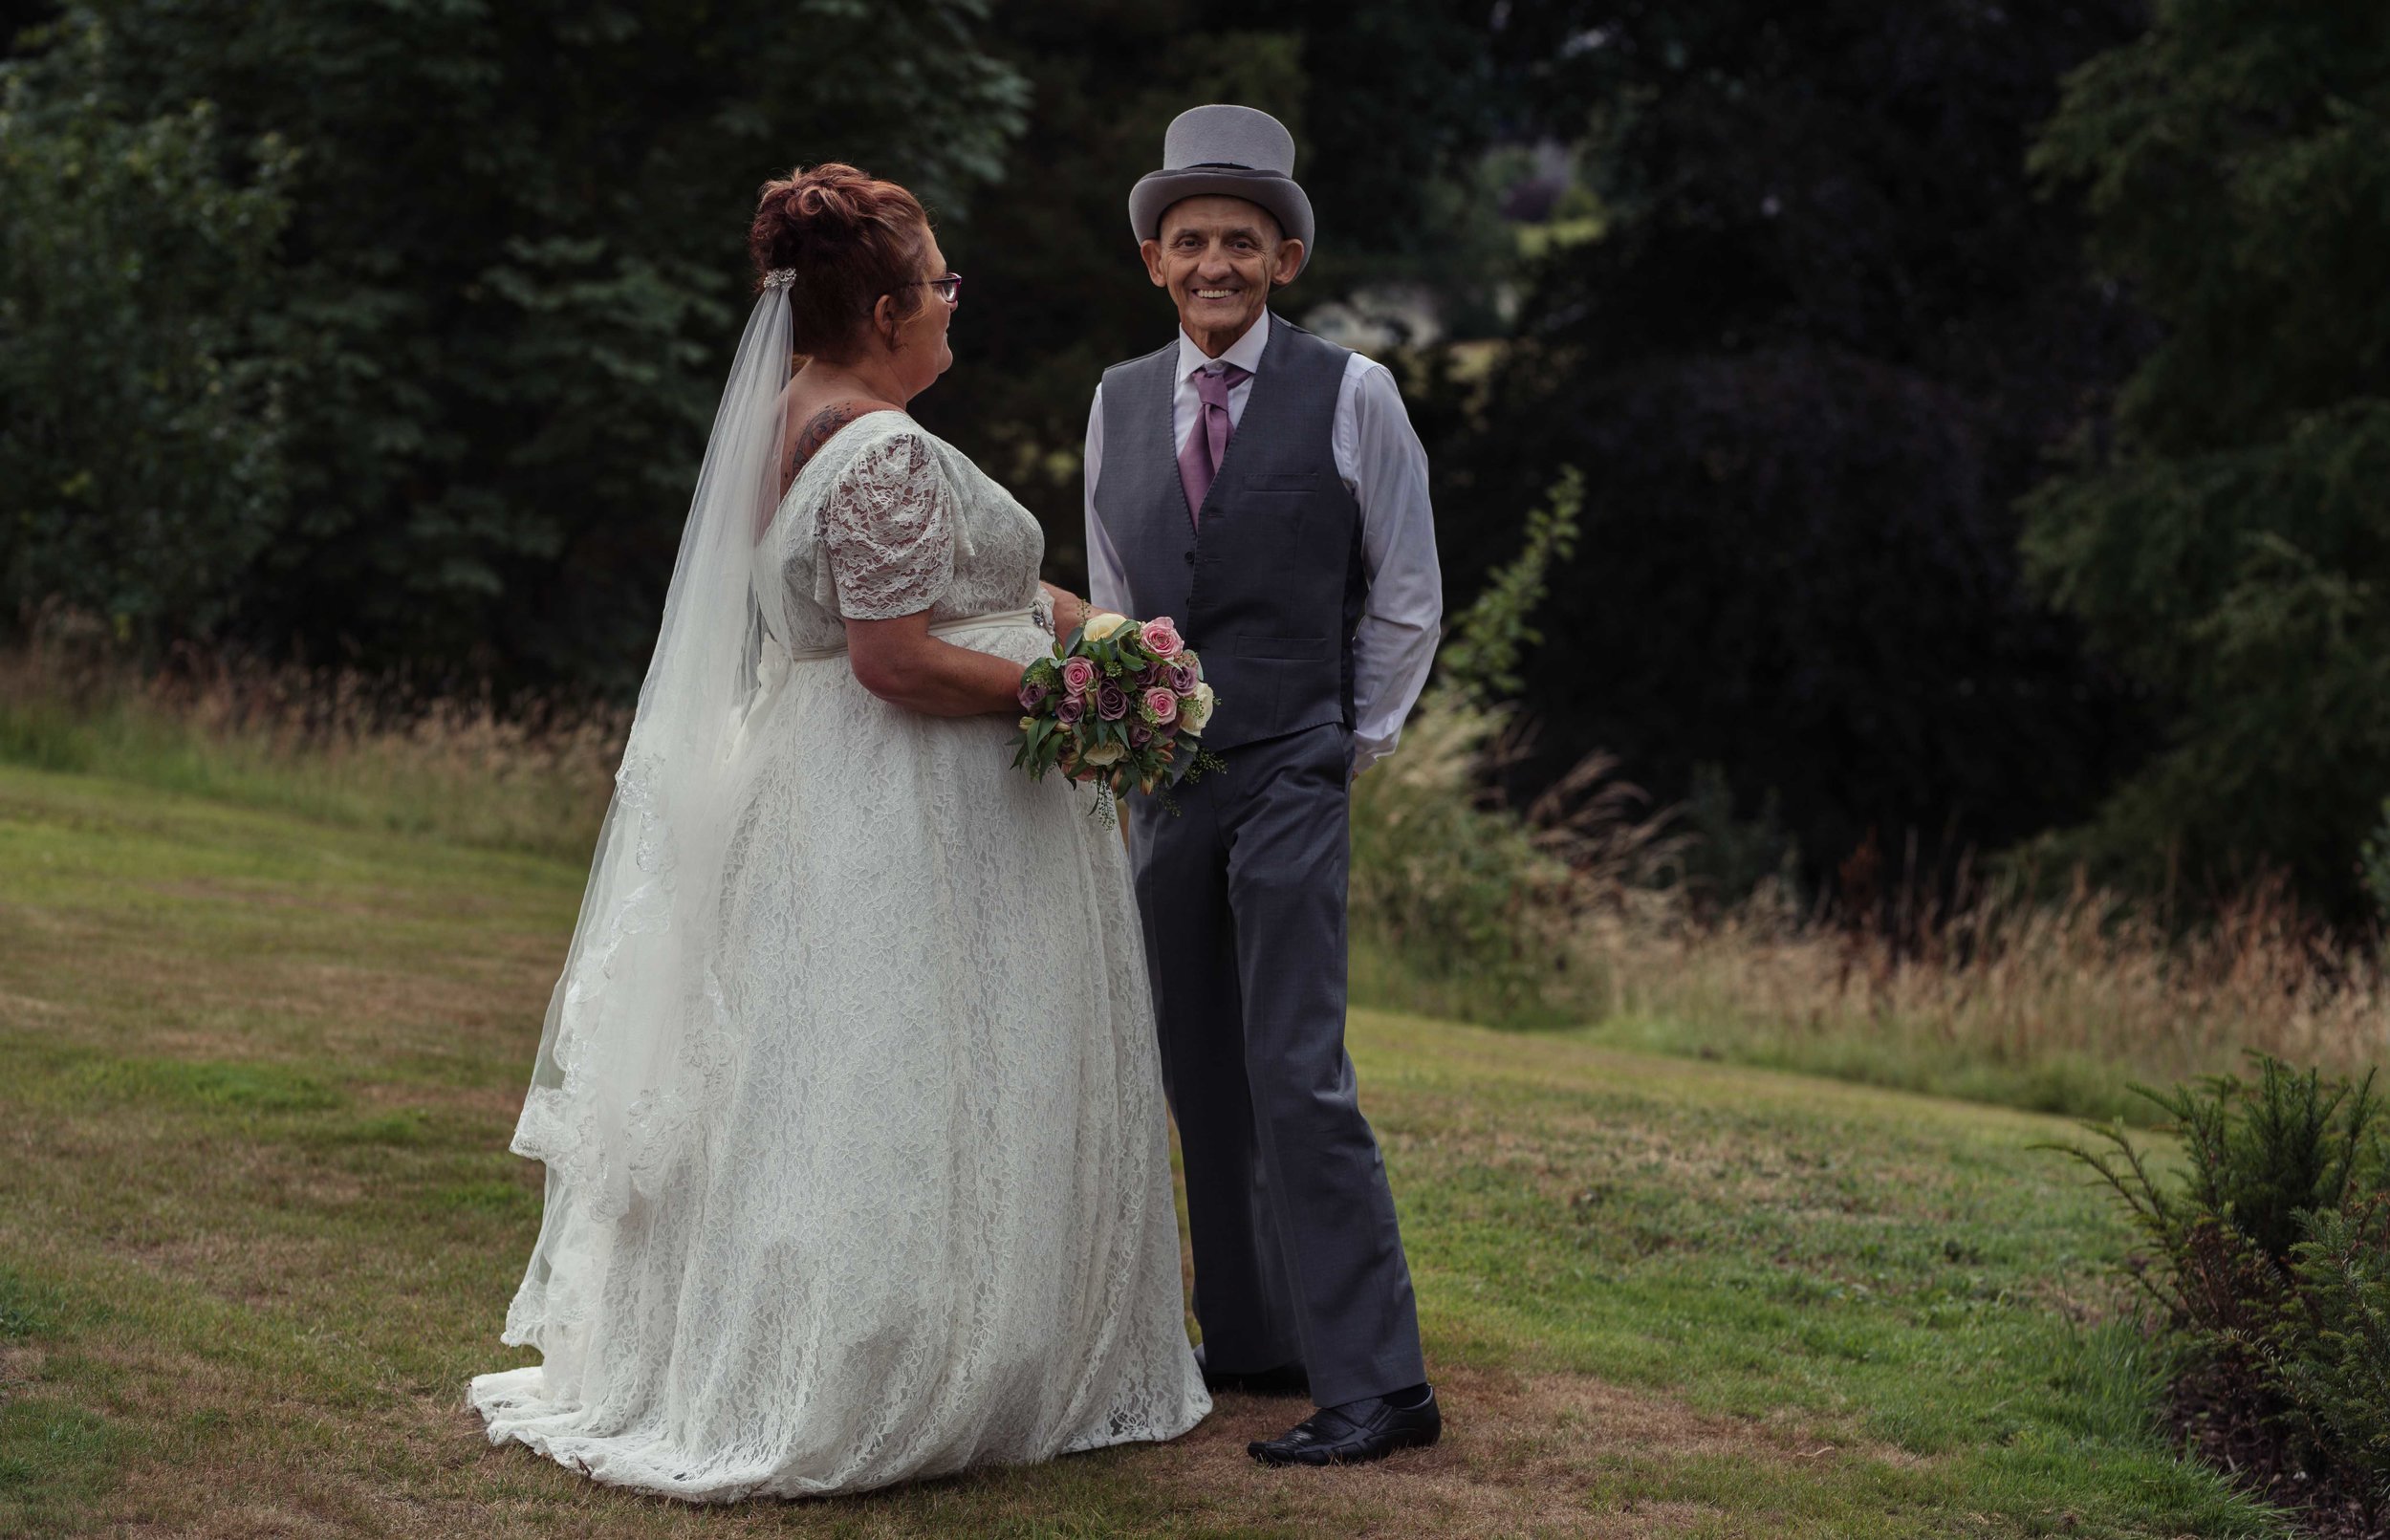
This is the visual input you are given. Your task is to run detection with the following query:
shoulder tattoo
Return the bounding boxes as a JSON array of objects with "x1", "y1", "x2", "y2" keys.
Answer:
[{"x1": 788, "y1": 401, "x2": 864, "y2": 482}]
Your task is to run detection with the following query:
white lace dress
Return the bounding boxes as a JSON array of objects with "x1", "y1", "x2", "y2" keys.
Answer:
[{"x1": 467, "y1": 411, "x2": 1210, "y2": 1499}]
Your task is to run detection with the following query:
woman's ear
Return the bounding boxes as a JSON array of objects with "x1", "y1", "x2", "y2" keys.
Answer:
[{"x1": 873, "y1": 293, "x2": 900, "y2": 353}]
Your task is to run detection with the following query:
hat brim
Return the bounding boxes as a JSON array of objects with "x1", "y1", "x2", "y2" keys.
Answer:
[{"x1": 1129, "y1": 168, "x2": 1314, "y2": 275}]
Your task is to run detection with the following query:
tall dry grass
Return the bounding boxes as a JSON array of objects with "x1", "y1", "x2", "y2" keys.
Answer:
[
  {"x1": 1354, "y1": 683, "x2": 2390, "y2": 1121},
  {"x1": 1574, "y1": 871, "x2": 2390, "y2": 1119},
  {"x1": 0, "y1": 619, "x2": 622, "y2": 863}
]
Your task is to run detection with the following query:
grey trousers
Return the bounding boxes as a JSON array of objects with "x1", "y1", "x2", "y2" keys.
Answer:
[{"x1": 1128, "y1": 722, "x2": 1425, "y2": 1409}]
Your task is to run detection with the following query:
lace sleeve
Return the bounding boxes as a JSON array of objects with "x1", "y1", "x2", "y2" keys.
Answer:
[{"x1": 820, "y1": 430, "x2": 956, "y2": 620}]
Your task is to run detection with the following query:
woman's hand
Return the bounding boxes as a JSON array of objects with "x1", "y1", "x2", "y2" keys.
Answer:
[{"x1": 1039, "y1": 581, "x2": 1087, "y2": 640}]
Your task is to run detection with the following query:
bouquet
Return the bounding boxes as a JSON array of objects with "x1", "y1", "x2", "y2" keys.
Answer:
[{"x1": 1011, "y1": 611, "x2": 1222, "y2": 822}]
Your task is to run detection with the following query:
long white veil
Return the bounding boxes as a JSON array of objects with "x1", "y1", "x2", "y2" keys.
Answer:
[{"x1": 497, "y1": 276, "x2": 794, "y2": 1392}]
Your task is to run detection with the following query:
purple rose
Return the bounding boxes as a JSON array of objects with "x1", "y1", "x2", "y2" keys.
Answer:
[
  {"x1": 1055, "y1": 693, "x2": 1085, "y2": 727},
  {"x1": 1096, "y1": 683, "x2": 1129, "y2": 721},
  {"x1": 1018, "y1": 680, "x2": 1050, "y2": 712},
  {"x1": 1165, "y1": 661, "x2": 1197, "y2": 695},
  {"x1": 1129, "y1": 723, "x2": 1154, "y2": 748}
]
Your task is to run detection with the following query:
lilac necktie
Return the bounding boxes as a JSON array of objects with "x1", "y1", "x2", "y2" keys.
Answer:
[{"x1": 1176, "y1": 362, "x2": 1251, "y2": 529}]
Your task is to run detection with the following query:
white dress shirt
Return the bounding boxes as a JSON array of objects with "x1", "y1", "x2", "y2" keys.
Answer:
[{"x1": 1083, "y1": 311, "x2": 1444, "y2": 771}]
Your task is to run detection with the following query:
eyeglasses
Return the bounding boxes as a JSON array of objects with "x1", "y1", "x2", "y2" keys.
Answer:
[{"x1": 904, "y1": 272, "x2": 962, "y2": 305}]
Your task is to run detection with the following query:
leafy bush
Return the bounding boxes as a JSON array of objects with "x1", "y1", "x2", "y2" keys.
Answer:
[{"x1": 1348, "y1": 470, "x2": 1581, "y2": 1026}]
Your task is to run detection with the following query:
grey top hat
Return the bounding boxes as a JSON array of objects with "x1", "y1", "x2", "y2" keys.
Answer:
[{"x1": 1128, "y1": 104, "x2": 1314, "y2": 276}]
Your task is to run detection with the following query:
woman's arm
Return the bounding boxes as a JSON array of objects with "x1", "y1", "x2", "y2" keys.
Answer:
[
  {"x1": 845, "y1": 612, "x2": 1024, "y2": 716},
  {"x1": 1039, "y1": 581, "x2": 1087, "y2": 639}
]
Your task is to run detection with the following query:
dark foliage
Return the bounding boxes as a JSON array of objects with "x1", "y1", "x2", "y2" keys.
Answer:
[
  {"x1": 2023, "y1": 0, "x2": 2390, "y2": 914},
  {"x1": 1, "y1": 19, "x2": 295, "y2": 640},
  {"x1": 5, "y1": 0, "x2": 1028, "y2": 690},
  {"x1": 1436, "y1": 0, "x2": 2157, "y2": 900}
]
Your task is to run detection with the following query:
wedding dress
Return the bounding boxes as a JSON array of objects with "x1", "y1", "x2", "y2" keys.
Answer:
[{"x1": 467, "y1": 407, "x2": 1209, "y2": 1499}]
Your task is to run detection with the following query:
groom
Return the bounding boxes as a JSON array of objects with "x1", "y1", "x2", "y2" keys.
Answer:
[{"x1": 1083, "y1": 104, "x2": 1445, "y2": 1466}]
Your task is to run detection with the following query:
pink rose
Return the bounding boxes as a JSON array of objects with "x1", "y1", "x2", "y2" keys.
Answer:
[
  {"x1": 1143, "y1": 687, "x2": 1179, "y2": 726},
  {"x1": 1059, "y1": 657, "x2": 1097, "y2": 695},
  {"x1": 1055, "y1": 693, "x2": 1085, "y2": 727},
  {"x1": 1140, "y1": 617, "x2": 1184, "y2": 658}
]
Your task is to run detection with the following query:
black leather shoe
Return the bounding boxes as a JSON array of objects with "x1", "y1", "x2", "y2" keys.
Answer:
[
  {"x1": 1194, "y1": 1342, "x2": 1311, "y2": 1398},
  {"x1": 1248, "y1": 1385, "x2": 1442, "y2": 1466}
]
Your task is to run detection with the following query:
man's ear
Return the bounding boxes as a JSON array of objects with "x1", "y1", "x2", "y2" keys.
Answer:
[
  {"x1": 1140, "y1": 238, "x2": 1168, "y2": 288},
  {"x1": 1270, "y1": 238, "x2": 1305, "y2": 288}
]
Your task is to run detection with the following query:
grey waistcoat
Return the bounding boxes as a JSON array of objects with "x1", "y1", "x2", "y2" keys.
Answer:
[{"x1": 1094, "y1": 315, "x2": 1367, "y2": 752}]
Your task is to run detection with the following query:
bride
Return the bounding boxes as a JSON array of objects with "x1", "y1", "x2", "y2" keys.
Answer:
[{"x1": 467, "y1": 163, "x2": 1210, "y2": 1499}]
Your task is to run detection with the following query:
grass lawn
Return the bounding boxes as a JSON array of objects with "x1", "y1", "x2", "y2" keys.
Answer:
[{"x1": 0, "y1": 761, "x2": 2281, "y2": 1537}]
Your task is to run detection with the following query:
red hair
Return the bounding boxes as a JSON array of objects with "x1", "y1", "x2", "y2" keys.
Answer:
[{"x1": 749, "y1": 163, "x2": 931, "y2": 361}]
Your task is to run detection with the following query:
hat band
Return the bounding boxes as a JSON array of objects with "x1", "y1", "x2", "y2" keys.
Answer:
[{"x1": 1185, "y1": 161, "x2": 1256, "y2": 171}]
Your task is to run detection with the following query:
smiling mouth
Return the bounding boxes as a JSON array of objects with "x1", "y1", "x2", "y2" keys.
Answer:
[{"x1": 1192, "y1": 288, "x2": 1241, "y2": 301}]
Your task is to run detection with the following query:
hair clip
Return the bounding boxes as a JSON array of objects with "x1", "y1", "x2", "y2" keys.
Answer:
[{"x1": 763, "y1": 269, "x2": 797, "y2": 290}]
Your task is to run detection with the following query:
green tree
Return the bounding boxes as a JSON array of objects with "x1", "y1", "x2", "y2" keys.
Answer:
[
  {"x1": 2024, "y1": 0, "x2": 2390, "y2": 910},
  {"x1": 6, "y1": 0, "x2": 1027, "y2": 685},
  {"x1": 1439, "y1": 0, "x2": 2152, "y2": 900},
  {"x1": 0, "y1": 18, "x2": 295, "y2": 640}
]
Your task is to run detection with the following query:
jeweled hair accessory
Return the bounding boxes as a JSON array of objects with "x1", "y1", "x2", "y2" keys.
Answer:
[{"x1": 762, "y1": 269, "x2": 797, "y2": 290}]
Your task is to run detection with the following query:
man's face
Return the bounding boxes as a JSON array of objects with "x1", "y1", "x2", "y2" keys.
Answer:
[{"x1": 1141, "y1": 196, "x2": 1304, "y2": 348}]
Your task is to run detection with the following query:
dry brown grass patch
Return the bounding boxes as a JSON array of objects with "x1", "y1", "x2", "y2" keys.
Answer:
[
  {"x1": 0, "y1": 1343, "x2": 45, "y2": 1388},
  {"x1": 1138, "y1": 1366, "x2": 1879, "y2": 1537}
]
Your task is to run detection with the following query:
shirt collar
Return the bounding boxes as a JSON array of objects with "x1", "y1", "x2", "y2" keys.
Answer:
[{"x1": 1176, "y1": 309, "x2": 1271, "y2": 380}]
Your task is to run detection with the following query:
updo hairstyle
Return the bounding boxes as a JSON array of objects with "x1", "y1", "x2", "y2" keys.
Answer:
[{"x1": 749, "y1": 163, "x2": 932, "y2": 361}]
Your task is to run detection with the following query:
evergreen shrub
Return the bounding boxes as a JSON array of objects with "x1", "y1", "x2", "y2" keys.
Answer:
[{"x1": 2055, "y1": 1054, "x2": 2390, "y2": 1519}]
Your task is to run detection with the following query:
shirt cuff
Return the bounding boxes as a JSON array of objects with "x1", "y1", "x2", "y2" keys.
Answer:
[{"x1": 1351, "y1": 727, "x2": 1401, "y2": 775}]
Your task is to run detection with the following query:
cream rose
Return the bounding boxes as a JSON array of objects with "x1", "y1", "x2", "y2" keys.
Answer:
[
  {"x1": 1180, "y1": 682, "x2": 1217, "y2": 735},
  {"x1": 1081, "y1": 740, "x2": 1126, "y2": 767},
  {"x1": 1081, "y1": 611, "x2": 1132, "y2": 642}
]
